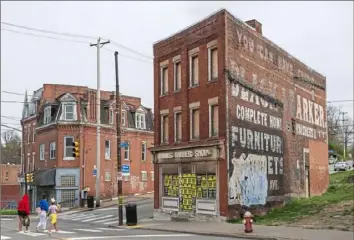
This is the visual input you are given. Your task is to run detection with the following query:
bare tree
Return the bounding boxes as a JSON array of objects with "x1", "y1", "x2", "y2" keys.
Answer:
[{"x1": 1, "y1": 130, "x2": 21, "y2": 164}]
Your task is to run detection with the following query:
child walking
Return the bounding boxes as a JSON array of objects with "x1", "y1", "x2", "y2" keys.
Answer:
[
  {"x1": 48, "y1": 198, "x2": 59, "y2": 233},
  {"x1": 36, "y1": 195, "x2": 49, "y2": 232}
]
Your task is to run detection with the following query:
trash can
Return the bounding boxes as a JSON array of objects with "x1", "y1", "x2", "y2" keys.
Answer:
[
  {"x1": 125, "y1": 203, "x2": 137, "y2": 226},
  {"x1": 87, "y1": 196, "x2": 94, "y2": 209}
]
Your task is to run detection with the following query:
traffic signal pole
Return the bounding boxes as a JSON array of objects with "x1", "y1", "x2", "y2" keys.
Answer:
[{"x1": 115, "y1": 51, "x2": 123, "y2": 226}]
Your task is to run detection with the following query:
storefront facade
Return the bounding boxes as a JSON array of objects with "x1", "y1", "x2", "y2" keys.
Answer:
[{"x1": 152, "y1": 142, "x2": 225, "y2": 220}]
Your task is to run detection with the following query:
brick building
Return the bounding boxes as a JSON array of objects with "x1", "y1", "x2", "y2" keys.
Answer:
[
  {"x1": 1, "y1": 164, "x2": 21, "y2": 208},
  {"x1": 151, "y1": 9, "x2": 328, "y2": 221},
  {"x1": 21, "y1": 84, "x2": 154, "y2": 210}
]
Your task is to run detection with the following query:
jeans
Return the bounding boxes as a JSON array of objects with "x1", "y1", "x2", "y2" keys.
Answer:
[{"x1": 37, "y1": 211, "x2": 47, "y2": 230}]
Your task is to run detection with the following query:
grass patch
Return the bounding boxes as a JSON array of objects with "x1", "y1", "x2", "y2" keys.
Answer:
[
  {"x1": 230, "y1": 170, "x2": 354, "y2": 225},
  {"x1": 0, "y1": 209, "x2": 17, "y2": 215}
]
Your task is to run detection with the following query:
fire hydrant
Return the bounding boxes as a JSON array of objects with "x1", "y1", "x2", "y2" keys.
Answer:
[{"x1": 242, "y1": 211, "x2": 253, "y2": 233}]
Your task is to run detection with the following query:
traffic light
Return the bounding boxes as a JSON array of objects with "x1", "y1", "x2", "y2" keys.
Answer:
[
  {"x1": 26, "y1": 173, "x2": 34, "y2": 183},
  {"x1": 72, "y1": 141, "x2": 80, "y2": 157},
  {"x1": 30, "y1": 173, "x2": 34, "y2": 183}
]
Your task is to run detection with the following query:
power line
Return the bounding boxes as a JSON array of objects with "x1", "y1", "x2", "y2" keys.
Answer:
[
  {"x1": 102, "y1": 47, "x2": 152, "y2": 64},
  {"x1": 1, "y1": 116, "x2": 22, "y2": 121},
  {"x1": 1, "y1": 124, "x2": 22, "y2": 132},
  {"x1": 2, "y1": 91, "x2": 32, "y2": 97},
  {"x1": 328, "y1": 100, "x2": 354, "y2": 103},
  {"x1": 109, "y1": 40, "x2": 153, "y2": 60},
  {"x1": 1, "y1": 21, "x2": 97, "y2": 39}
]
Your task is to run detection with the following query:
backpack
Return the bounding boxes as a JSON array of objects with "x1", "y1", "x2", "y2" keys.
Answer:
[{"x1": 22, "y1": 216, "x2": 30, "y2": 227}]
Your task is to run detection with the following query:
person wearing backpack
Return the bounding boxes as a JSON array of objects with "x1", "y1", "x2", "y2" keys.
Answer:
[
  {"x1": 36, "y1": 195, "x2": 49, "y2": 232},
  {"x1": 17, "y1": 194, "x2": 30, "y2": 232}
]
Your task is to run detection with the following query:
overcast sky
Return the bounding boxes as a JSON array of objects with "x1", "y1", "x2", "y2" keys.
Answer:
[{"x1": 1, "y1": 1, "x2": 353, "y2": 132}]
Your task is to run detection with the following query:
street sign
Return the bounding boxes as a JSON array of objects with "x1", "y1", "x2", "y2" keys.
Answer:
[
  {"x1": 117, "y1": 172, "x2": 123, "y2": 181},
  {"x1": 122, "y1": 165, "x2": 130, "y2": 176},
  {"x1": 120, "y1": 142, "x2": 129, "y2": 148},
  {"x1": 93, "y1": 169, "x2": 97, "y2": 176}
]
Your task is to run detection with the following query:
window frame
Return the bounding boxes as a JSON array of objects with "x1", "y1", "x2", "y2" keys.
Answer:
[
  {"x1": 109, "y1": 109, "x2": 114, "y2": 124},
  {"x1": 160, "y1": 66, "x2": 168, "y2": 96},
  {"x1": 160, "y1": 114, "x2": 169, "y2": 144},
  {"x1": 123, "y1": 142, "x2": 130, "y2": 161},
  {"x1": 173, "y1": 60, "x2": 181, "y2": 91},
  {"x1": 64, "y1": 136, "x2": 75, "y2": 160},
  {"x1": 141, "y1": 171, "x2": 147, "y2": 182},
  {"x1": 105, "y1": 140, "x2": 111, "y2": 160},
  {"x1": 44, "y1": 106, "x2": 51, "y2": 125},
  {"x1": 174, "y1": 111, "x2": 182, "y2": 142},
  {"x1": 64, "y1": 104, "x2": 75, "y2": 121},
  {"x1": 121, "y1": 111, "x2": 126, "y2": 126},
  {"x1": 190, "y1": 108, "x2": 200, "y2": 140},
  {"x1": 49, "y1": 141, "x2": 56, "y2": 159},
  {"x1": 208, "y1": 46, "x2": 218, "y2": 81},
  {"x1": 141, "y1": 142, "x2": 147, "y2": 161},
  {"x1": 209, "y1": 104, "x2": 219, "y2": 137},
  {"x1": 189, "y1": 54, "x2": 199, "y2": 87},
  {"x1": 39, "y1": 144, "x2": 45, "y2": 161}
]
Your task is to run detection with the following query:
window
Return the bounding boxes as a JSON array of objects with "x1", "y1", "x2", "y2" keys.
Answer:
[
  {"x1": 64, "y1": 104, "x2": 74, "y2": 120},
  {"x1": 141, "y1": 171, "x2": 147, "y2": 182},
  {"x1": 191, "y1": 109, "x2": 200, "y2": 140},
  {"x1": 121, "y1": 111, "x2": 126, "y2": 126},
  {"x1": 136, "y1": 113, "x2": 146, "y2": 129},
  {"x1": 123, "y1": 142, "x2": 130, "y2": 160},
  {"x1": 141, "y1": 142, "x2": 147, "y2": 161},
  {"x1": 161, "y1": 115, "x2": 169, "y2": 143},
  {"x1": 64, "y1": 136, "x2": 74, "y2": 159},
  {"x1": 60, "y1": 175, "x2": 76, "y2": 187},
  {"x1": 209, "y1": 105, "x2": 219, "y2": 137},
  {"x1": 174, "y1": 61, "x2": 181, "y2": 91},
  {"x1": 44, "y1": 106, "x2": 51, "y2": 124},
  {"x1": 161, "y1": 66, "x2": 168, "y2": 95},
  {"x1": 39, "y1": 144, "x2": 45, "y2": 161},
  {"x1": 104, "y1": 172, "x2": 111, "y2": 182},
  {"x1": 174, "y1": 112, "x2": 182, "y2": 142},
  {"x1": 50, "y1": 142, "x2": 56, "y2": 159},
  {"x1": 60, "y1": 189, "x2": 75, "y2": 208},
  {"x1": 190, "y1": 55, "x2": 199, "y2": 86},
  {"x1": 32, "y1": 125, "x2": 35, "y2": 143},
  {"x1": 105, "y1": 140, "x2": 111, "y2": 160},
  {"x1": 208, "y1": 47, "x2": 218, "y2": 81},
  {"x1": 109, "y1": 109, "x2": 114, "y2": 124},
  {"x1": 27, "y1": 126, "x2": 30, "y2": 143},
  {"x1": 151, "y1": 171, "x2": 154, "y2": 181}
]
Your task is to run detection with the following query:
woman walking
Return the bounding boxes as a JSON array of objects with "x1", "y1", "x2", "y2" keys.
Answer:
[
  {"x1": 48, "y1": 198, "x2": 59, "y2": 233},
  {"x1": 17, "y1": 194, "x2": 30, "y2": 232},
  {"x1": 36, "y1": 195, "x2": 49, "y2": 232}
]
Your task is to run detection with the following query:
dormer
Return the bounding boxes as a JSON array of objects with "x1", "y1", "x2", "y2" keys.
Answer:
[
  {"x1": 135, "y1": 106, "x2": 147, "y2": 130},
  {"x1": 59, "y1": 93, "x2": 78, "y2": 121}
]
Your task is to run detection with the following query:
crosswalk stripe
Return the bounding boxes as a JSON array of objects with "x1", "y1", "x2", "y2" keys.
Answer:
[
  {"x1": 83, "y1": 214, "x2": 114, "y2": 222},
  {"x1": 17, "y1": 231, "x2": 45, "y2": 236},
  {"x1": 70, "y1": 214, "x2": 96, "y2": 221},
  {"x1": 43, "y1": 230, "x2": 76, "y2": 234},
  {"x1": 1, "y1": 236, "x2": 11, "y2": 240},
  {"x1": 103, "y1": 219, "x2": 126, "y2": 225},
  {"x1": 93, "y1": 217, "x2": 117, "y2": 223},
  {"x1": 96, "y1": 228, "x2": 125, "y2": 231},
  {"x1": 74, "y1": 229, "x2": 103, "y2": 233}
]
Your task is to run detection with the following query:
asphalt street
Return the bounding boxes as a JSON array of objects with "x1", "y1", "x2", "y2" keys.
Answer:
[{"x1": 0, "y1": 217, "x2": 250, "y2": 240}]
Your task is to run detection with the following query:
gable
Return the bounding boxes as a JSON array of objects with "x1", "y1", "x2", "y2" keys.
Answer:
[{"x1": 60, "y1": 93, "x2": 77, "y2": 102}]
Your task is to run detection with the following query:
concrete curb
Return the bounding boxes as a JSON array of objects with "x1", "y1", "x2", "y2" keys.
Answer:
[
  {"x1": 107, "y1": 224, "x2": 303, "y2": 240},
  {"x1": 0, "y1": 215, "x2": 17, "y2": 219}
]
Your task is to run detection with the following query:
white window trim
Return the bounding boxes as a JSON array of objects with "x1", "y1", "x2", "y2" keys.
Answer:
[
  {"x1": 121, "y1": 111, "x2": 126, "y2": 126},
  {"x1": 44, "y1": 106, "x2": 51, "y2": 125},
  {"x1": 64, "y1": 104, "x2": 75, "y2": 121},
  {"x1": 49, "y1": 141, "x2": 56, "y2": 159},
  {"x1": 109, "y1": 109, "x2": 114, "y2": 124},
  {"x1": 189, "y1": 107, "x2": 200, "y2": 140},
  {"x1": 141, "y1": 171, "x2": 147, "y2": 182},
  {"x1": 141, "y1": 142, "x2": 147, "y2": 161},
  {"x1": 173, "y1": 60, "x2": 181, "y2": 91},
  {"x1": 104, "y1": 172, "x2": 111, "y2": 182},
  {"x1": 160, "y1": 114, "x2": 169, "y2": 144},
  {"x1": 124, "y1": 142, "x2": 130, "y2": 161},
  {"x1": 64, "y1": 136, "x2": 75, "y2": 160},
  {"x1": 189, "y1": 54, "x2": 199, "y2": 87},
  {"x1": 105, "y1": 140, "x2": 111, "y2": 160},
  {"x1": 32, "y1": 124, "x2": 35, "y2": 143},
  {"x1": 160, "y1": 65, "x2": 168, "y2": 96},
  {"x1": 174, "y1": 111, "x2": 182, "y2": 142},
  {"x1": 135, "y1": 112, "x2": 146, "y2": 130},
  {"x1": 151, "y1": 171, "x2": 154, "y2": 181},
  {"x1": 39, "y1": 144, "x2": 45, "y2": 161},
  {"x1": 209, "y1": 104, "x2": 219, "y2": 137},
  {"x1": 208, "y1": 45, "x2": 218, "y2": 81}
]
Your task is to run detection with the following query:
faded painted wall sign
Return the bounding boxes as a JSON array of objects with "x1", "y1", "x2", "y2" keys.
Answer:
[{"x1": 229, "y1": 83, "x2": 284, "y2": 206}]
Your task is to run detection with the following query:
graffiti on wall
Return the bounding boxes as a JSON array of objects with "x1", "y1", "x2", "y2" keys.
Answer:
[{"x1": 229, "y1": 83, "x2": 284, "y2": 206}]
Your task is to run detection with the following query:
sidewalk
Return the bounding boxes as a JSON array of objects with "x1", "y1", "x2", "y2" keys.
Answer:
[{"x1": 137, "y1": 221, "x2": 354, "y2": 240}]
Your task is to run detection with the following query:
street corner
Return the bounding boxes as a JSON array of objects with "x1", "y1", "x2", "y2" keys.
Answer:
[{"x1": 108, "y1": 223, "x2": 160, "y2": 230}]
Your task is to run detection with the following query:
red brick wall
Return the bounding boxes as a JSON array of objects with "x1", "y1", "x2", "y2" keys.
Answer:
[{"x1": 1, "y1": 164, "x2": 21, "y2": 208}]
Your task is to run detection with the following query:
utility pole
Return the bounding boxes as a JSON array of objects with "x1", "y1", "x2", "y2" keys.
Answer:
[
  {"x1": 339, "y1": 111, "x2": 347, "y2": 160},
  {"x1": 114, "y1": 51, "x2": 123, "y2": 225},
  {"x1": 90, "y1": 37, "x2": 110, "y2": 208}
]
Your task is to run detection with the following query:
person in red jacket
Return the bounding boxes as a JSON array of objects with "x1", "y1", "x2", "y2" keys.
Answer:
[{"x1": 17, "y1": 194, "x2": 30, "y2": 232}]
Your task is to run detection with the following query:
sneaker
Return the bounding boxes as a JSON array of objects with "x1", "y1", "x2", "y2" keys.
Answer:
[{"x1": 36, "y1": 226, "x2": 40, "y2": 232}]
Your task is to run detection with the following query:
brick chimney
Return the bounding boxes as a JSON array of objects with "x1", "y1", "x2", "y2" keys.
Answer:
[{"x1": 246, "y1": 19, "x2": 262, "y2": 35}]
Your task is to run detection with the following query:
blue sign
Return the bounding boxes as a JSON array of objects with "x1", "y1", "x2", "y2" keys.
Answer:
[
  {"x1": 122, "y1": 165, "x2": 130, "y2": 176},
  {"x1": 93, "y1": 169, "x2": 97, "y2": 176},
  {"x1": 120, "y1": 142, "x2": 129, "y2": 148}
]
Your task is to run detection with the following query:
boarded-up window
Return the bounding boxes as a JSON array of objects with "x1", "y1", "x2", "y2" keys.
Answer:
[
  {"x1": 175, "y1": 112, "x2": 182, "y2": 142},
  {"x1": 174, "y1": 62, "x2": 181, "y2": 91},
  {"x1": 210, "y1": 105, "x2": 219, "y2": 137},
  {"x1": 191, "y1": 109, "x2": 200, "y2": 139},
  {"x1": 210, "y1": 48, "x2": 218, "y2": 80},
  {"x1": 190, "y1": 55, "x2": 199, "y2": 86},
  {"x1": 161, "y1": 67, "x2": 168, "y2": 95},
  {"x1": 162, "y1": 115, "x2": 169, "y2": 143}
]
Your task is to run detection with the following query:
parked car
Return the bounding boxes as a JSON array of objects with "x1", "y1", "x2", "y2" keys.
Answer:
[{"x1": 334, "y1": 162, "x2": 351, "y2": 171}]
